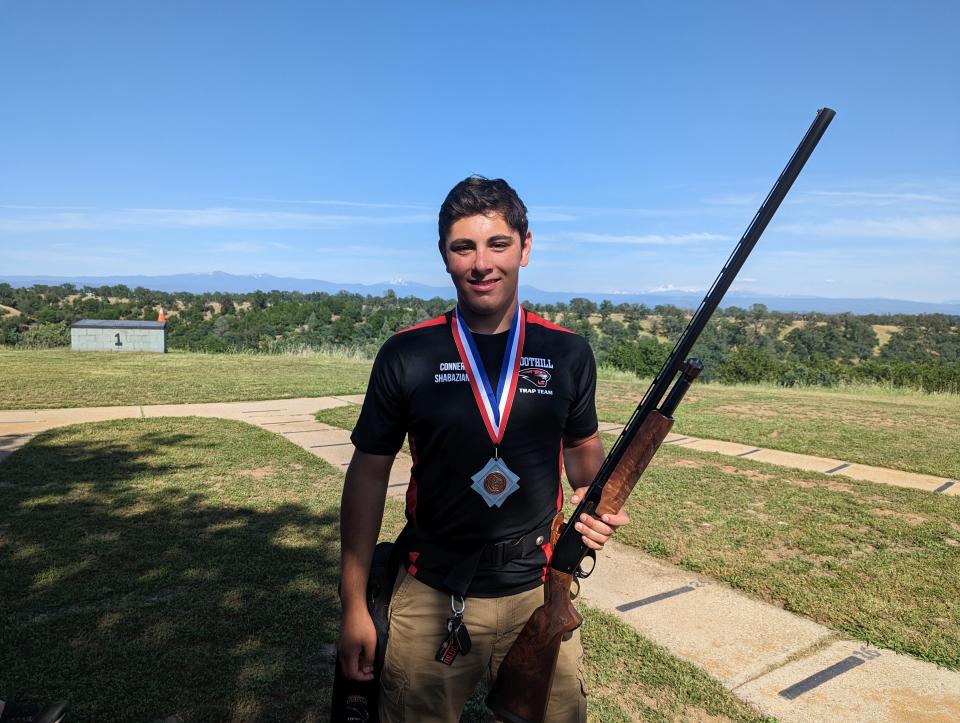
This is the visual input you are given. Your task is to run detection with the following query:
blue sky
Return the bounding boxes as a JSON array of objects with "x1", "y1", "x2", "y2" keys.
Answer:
[{"x1": 1, "y1": 1, "x2": 958, "y2": 302}]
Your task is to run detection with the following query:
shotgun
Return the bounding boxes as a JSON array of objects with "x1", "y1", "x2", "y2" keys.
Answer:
[{"x1": 486, "y1": 107, "x2": 836, "y2": 723}]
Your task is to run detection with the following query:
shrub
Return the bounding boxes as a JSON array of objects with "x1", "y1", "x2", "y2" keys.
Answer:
[
  {"x1": 16, "y1": 321, "x2": 70, "y2": 349},
  {"x1": 715, "y1": 346, "x2": 783, "y2": 384},
  {"x1": 603, "y1": 338, "x2": 671, "y2": 377}
]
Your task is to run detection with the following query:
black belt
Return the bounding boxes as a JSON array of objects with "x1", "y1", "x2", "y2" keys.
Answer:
[
  {"x1": 480, "y1": 520, "x2": 554, "y2": 567},
  {"x1": 442, "y1": 519, "x2": 555, "y2": 596}
]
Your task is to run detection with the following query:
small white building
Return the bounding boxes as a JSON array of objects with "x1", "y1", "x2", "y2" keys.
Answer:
[{"x1": 70, "y1": 319, "x2": 167, "y2": 353}]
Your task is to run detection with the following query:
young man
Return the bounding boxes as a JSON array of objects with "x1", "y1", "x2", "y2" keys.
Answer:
[{"x1": 337, "y1": 176, "x2": 628, "y2": 722}]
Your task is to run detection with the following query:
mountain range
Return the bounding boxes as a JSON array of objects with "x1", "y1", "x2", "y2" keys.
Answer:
[{"x1": 3, "y1": 272, "x2": 959, "y2": 315}]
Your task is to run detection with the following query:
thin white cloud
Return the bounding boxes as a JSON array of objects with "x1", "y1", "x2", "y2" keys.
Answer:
[
  {"x1": 532, "y1": 204, "x2": 692, "y2": 218},
  {"x1": 527, "y1": 209, "x2": 578, "y2": 222},
  {"x1": 803, "y1": 190, "x2": 958, "y2": 204},
  {"x1": 558, "y1": 231, "x2": 730, "y2": 246},
  {"x1": 703, "y1": 193, "x2": 764, "y2": 206},
  {"x1": 227, "y1": 196, "x2": 432, "y2": 210},
  {"x1": 778, "y1": 214, "x2": 960, "y2": 242},
  {"x1": 206, "y1": 241, "x2": 293, "y2": 254},
  {"x1": 0, "y1": 203, "x2": 93, "y2": 210},
  {"x1": 0, "y1": 207, "x2": 434, "y2": 232},
  {"x1": 646, "y1": 283, "x2": 706, "y2": 293}
]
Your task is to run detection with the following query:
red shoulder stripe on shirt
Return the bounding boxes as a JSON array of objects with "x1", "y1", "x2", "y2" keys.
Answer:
[
  {"x1": 395, "y1": 313, "x2": 448, "y2": 334},
  {"x1": 524, "y1": 310, "x2": 574, "y2": 334}
]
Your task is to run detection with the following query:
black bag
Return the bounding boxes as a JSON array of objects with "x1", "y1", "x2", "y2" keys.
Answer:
[{"x1": 330, "y1": 542, "x2": 400, "y2": 723}]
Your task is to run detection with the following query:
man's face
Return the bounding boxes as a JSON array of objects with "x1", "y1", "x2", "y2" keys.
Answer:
[{"x1": 441, "y1": 213, "x2": 531, "y2": 323}]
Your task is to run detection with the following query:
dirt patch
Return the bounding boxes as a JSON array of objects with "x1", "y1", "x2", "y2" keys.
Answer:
[
  {"x1": 0, "y1": 304, "x2": 21, "y2": 317},
  {"x1": 821, "y1": 480, "x2": 855, "y2": 493},
  {"x1": 833, "y1": 522, "x2": 871, "y2": 535},
  {"x1": 778, "y1": 477, "x2": 855, "y2": 493},
  {"x1": 718, "y1": 464, "x2": 773, "y2": 482},
  {"x1": 871, "y1": 508, "x2": 927, "y2": 525},
  {"x1": 714, "y1": 404, "x2": 780, "y2": 418},
  {"x1": 761, "y1": 540, "x2": 801, "y2": 562},
  {"x1": 668, "y1": 459, "x2": 706, "y2": 470},
  {"x1": 677, "y1": 707, "x2": 734, "y2": 723},
  {"x1": 781, "y1": 477, "x2": 818, "y2": 489},
  {"x1": 744, "y1": 507, "x2": 774, "y2": 522},
  {"x1": 248, "y1": 466, "x2": 278, "y2": 480}
]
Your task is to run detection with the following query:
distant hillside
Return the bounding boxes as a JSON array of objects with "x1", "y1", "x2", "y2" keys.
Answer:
[{"x1": 3, "y1": 272, "x2": 960, "y2": 315}]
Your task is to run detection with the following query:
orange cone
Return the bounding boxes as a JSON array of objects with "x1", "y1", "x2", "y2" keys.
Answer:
[{"x1": 157, "y1": 307, "x2": 166, "y2": 323}]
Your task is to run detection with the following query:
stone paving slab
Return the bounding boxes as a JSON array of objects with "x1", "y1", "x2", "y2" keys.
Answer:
[
  {"x1": 331, "y1": 394, "x2": 366, "y2": 405},
  {"x1": 840, "y1": 463, "x2": 957, "y2": 495},
  {"x1": 747, "y1": 447, "x2": 850, "y2": 474},
  {"x1": 683, "y1": 438, "x2": 762, "y2": 457},
  {"x1": 0, "y1": 405, "x2": 142, "y2": 434},
  {"x1": 580, "y1": 541, "x2": 834, "y2": 690},
  {"x1": 735, "y1": 639, "x2": 960, "y2": 722},
  {"x1": 142, "y1": 396, "x2": 348, "y2": 421},
  {"x1": 287, "y1": 428, "x2": 354, "y2": 447}
]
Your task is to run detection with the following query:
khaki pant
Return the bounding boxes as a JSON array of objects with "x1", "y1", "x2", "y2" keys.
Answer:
[{"x1": 379, "y1": 568, "x2": 587, "y2": 722}]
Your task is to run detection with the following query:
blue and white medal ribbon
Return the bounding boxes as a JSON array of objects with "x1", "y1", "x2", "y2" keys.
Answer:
[{"x1": 451, "y1": 304, "x2": 526, "y2": 507}]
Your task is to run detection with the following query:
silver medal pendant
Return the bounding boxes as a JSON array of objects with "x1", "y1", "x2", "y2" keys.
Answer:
[{"x1": 470, "y1": 457, "x2": 520, "y2": 508}]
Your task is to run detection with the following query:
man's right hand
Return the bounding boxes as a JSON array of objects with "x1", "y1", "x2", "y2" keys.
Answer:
[{"x1": 338, "y1": 606, "x2": 378, "y2": 681}]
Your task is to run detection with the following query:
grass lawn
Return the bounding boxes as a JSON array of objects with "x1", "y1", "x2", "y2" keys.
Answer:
[
  {"x1": 609, "y1": 438, "x2": 960, "y2": 671},
  {"x1": 0, "y1": 418, "x2": 765, "y2": 722},
  {"x1": 0, "y1": 348, "x2": 371, "y2": 409},
  {"x1": 596, "y1": 377, "x2": 960, "y2": 479}
]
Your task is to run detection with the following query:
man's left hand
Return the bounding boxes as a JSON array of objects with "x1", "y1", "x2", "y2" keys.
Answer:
[{"x1": 568, "y1": 488, "x2": 630, "y2": 551}]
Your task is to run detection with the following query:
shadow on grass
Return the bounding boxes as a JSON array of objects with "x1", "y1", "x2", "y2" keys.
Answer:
[{"x1": 0, "y1": 424, "x2": 341, "y2": 722}]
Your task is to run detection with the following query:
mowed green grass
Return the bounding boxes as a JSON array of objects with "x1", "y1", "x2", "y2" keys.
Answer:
[
  {"x1": 0, "y1": 348, "x2": 370, "y2": 409},
  {"x1": 0, "y1": 419, "x2": 766, "y2": 722},
  {"x1": 596, "y1": 377, "x2": 960, "y2": 479},
  {"x1": 316, "y1": 408, "x2": 960, "y2": 671}
]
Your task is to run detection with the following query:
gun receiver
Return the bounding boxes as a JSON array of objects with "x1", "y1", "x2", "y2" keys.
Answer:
[{"x1": 487, "y1": 107, "x2": 836, "y2": 723}]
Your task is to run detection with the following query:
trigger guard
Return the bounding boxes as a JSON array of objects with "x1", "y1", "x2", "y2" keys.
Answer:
[{"x1": 575, "y1": 548, "x2": 597, "y2": 579}]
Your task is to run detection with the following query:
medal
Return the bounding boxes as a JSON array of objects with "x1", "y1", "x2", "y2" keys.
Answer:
[
  {"x1": 451, "y1": 304, "x2": 525, "y2": 508},
  {"x1": 470, "y1": 457, "x2": 520, "y2": 508}
]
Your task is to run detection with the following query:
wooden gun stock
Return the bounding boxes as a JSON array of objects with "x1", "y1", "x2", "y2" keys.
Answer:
[
  {"x1": 484, "y1": 415, "x2": 672, "y2": 723},
  {"x1": 485, "y1": 567, "x2": 582, "y2": 723}
]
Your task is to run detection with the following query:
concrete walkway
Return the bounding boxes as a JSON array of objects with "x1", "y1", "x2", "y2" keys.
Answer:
[
  {"x1": 2, "y1": 397, "x2": 959, "y2": 721},
  {"x1": 0, "y1": 396, "x2": 413, "y2": 494},
  {"x1": 597, "y1": 422, "x2": 959, "y2": 496}
]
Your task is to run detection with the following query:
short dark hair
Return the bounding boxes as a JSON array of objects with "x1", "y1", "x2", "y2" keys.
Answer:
[{"x1": 438, "y1": 176, "x2": 528, "y2": 245}]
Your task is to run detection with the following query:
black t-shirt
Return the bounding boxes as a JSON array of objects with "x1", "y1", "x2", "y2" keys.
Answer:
[{"x1": 351, "y1": 307, "x2": 598, "y2": 596}]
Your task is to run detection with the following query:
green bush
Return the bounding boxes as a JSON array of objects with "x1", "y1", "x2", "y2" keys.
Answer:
[
  {"x1": 603, "y1": 338, "x2": 671, "y2": 377},
  {"x1": 16, "y1": 321, "x2": 70, "y2": 349},
  {"x1": 779, "y1": 361, "x2": 841, "y2": 388},
  {"x1": 715, "y1": 346, "x2": 783, "y2": 384}
]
